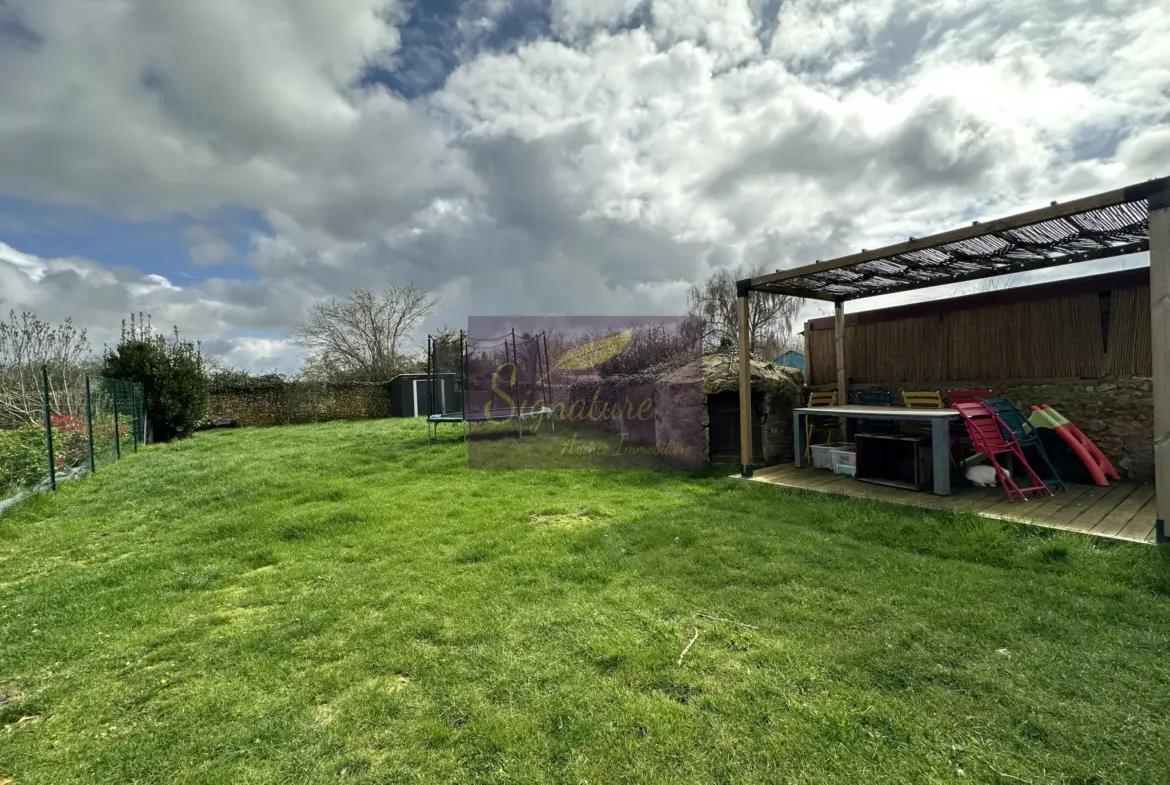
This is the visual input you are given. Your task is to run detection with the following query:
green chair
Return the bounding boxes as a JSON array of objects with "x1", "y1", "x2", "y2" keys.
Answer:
[
  {"x1": 856, "y1": 390, "x2": 898, "y2": 435},
  {"x1": 985, "y1": 397, "x2": 1065, "y2": 492}
]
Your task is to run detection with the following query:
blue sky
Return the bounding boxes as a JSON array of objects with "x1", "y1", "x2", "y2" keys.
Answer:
[
  {"x1": 0, "y1": 195, "x2": 264, "y2": 284},
  {"x1": 0, "y1": 0, "x2": 1166, "y2": 373}
]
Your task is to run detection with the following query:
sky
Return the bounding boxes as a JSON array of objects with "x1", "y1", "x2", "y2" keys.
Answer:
[{"x1": 0, "y1": 0, "x2": 1167, "y2": 374}]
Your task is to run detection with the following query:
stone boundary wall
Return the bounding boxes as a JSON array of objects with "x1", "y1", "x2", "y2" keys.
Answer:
[
  {"x1": 811, "y1": 376, "x2": 1154, "y2": 481},
  {"x1": 205, "y1": 381, "x2": 394, "y2": 427}
]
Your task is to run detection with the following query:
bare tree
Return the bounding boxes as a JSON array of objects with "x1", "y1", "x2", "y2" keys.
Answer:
[
  {"x1": 0, "y1": 310, "x2": 92, "y2": 425},
  {"x1": 295, "y1": 282, "x2": 438, "y2": 381},
  {"x1": 687, "y1": 265, "x2": 801, "y2": 356}
]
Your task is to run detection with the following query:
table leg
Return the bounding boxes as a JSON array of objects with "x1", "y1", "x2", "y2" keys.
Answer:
[
  {"x1": 931, "y1": 418, "x2": 951, "y2": 495},
  {"x1": 793, "y1": 412, "x2": 806, "y2": 468}
]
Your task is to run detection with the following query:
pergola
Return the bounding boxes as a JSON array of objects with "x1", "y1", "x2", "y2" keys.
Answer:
[{"x1": 734, "y1": 175, "x2": 1170, "y2": 541}]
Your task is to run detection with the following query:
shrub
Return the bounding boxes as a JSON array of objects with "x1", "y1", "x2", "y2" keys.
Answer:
[
  {"x1": 102, "y1": 324, "x2": 207, "y2": 442},
  {"x1": 48, "y1": 414, "x2": 90, "y2": 470},
  {"x1": 0, "y1": 426, "x2": 49, "y2": 495}
]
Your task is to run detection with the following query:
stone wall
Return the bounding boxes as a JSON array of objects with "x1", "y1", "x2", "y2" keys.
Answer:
[
  {"x1": 830, "y1": 376, "x2": 1154, "y2": 481},
  {"x1": 205, "y1": 381, "x2": 394, "y2": 427}
]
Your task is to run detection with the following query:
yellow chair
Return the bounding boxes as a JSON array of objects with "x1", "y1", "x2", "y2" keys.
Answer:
[
  {"x1": 805, "y1": 391, "x2": 843, "y2": 464},
  {"x1": 901, "y1": 390, "x2": 944, "y2": 408},
  {"x1": 900, "y1": 390, "x2": 956, "y2": 466}
]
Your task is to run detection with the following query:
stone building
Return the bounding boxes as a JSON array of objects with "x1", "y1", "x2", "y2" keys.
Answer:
[{"x1": 655, "y1": 353, "x2": 804, "y2": 466}]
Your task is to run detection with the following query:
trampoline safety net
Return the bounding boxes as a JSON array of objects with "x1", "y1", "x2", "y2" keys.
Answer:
[{"x1": 426, "y1": 329, "x2": 553, "y2": 424}]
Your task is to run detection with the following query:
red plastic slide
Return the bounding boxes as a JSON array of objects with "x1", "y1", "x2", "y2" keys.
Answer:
[{"x1": 1029, "y1": 405, "x2": 1119, "y2": 487}]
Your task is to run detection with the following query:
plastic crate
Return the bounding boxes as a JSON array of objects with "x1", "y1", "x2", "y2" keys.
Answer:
[
  {"x1": 810, "y1": 442, "x2": 853, "y2": 470},
  {"x1": 830, "y1": 449, "x2": 857, "y2": 476}
]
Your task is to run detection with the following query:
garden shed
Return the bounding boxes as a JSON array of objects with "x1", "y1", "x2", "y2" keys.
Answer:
[{"x1": 389, "y1": 373, "x2": 457, "y2": 418}]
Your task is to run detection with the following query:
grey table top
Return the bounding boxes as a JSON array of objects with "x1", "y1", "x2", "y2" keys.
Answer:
[{"x1": 793, "y1": 405, "x2": 960, "y2": 418}]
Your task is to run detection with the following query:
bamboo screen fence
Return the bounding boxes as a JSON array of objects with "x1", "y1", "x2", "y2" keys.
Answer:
[{"x1": 805, "y1": 282, "x2": 1152, "y2": 386}]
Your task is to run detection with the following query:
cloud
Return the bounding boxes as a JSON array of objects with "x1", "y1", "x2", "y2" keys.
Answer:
[
  {"x1": 0, "y1": 241, "x2": 313, "y2": 367},
  {"x1": 0, "y1": 0, "x2": 1166, "y2": 374}
]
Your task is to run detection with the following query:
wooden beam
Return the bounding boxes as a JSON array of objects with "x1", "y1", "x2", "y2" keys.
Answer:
[
  {"x1": 738, "y1": 291, "x2": 753, "y2": 476},
  {"x1": 746, "y1": 177, "x2": 1168, "y2": 291},
  {"x1": 1150, "y1": 191, "x2": 1170, "y2": 542},
  {"x1": 834, "y1": 302, "x2": 846, "y2": 405},
  {"x1": 802, "y1": 267, "x2": 1152, "y2": 331},
  {"x1": 802, "y1": 320, "x2": 812, "y2": 386}
]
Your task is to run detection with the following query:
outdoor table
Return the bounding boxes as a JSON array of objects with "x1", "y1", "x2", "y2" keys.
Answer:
[{"x1": 792, "y1": 405, "x2": 960, "y2": 495}]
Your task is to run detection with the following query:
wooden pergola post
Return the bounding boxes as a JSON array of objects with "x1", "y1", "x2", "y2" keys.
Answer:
[
  {"x1": 802, "y1": 320, "x2": 812, "y2": 385},
  {"x1": 834, "y1": 301, "x2": 847, "y2": 405},
  {"x1": 737, "y1": 281, "x2": 753, "y2": 477},
  {"x1": 1151, "y1": 188, "x2": 1169, "y2": 542}
]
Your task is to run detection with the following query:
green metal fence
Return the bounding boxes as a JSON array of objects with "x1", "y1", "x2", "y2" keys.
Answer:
[{"x1": 0, "y1": 368, "x2": 145, "y2": 513}]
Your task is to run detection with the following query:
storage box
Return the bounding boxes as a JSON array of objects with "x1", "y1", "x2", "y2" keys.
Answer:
[
  {"x1": 855, "y1": 434, "x2": 933, "y2": 490},
  {"x1": 830, "y1": 449, "x2": 857, "y2": 476},
  {"x1": 810, "y1": 442, "x2": 853, "y2": 470}
]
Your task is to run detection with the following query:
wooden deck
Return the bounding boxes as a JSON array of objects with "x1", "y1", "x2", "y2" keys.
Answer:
[{"x1": 744, "y1": 464, "x2": 1158, "y2": 544}]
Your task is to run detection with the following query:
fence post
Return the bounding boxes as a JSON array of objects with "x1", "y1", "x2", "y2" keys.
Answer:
[
  {"x1": 113, "y1": 388, "x2": 121, "y2": 460},
  {"x1": 132, "y1": 386, "x2": 139, "y2": 453},
  {"x1": 42, "y1": 365, "x2": 56, "y2": 492},
  {"x1": 85, "y1": 375, "x2": 96, "y2": 473}
]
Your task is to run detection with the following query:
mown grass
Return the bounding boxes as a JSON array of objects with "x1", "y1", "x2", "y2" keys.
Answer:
[{"x1": 1, "y1": 418, "x2": 1169, "y2": 784}]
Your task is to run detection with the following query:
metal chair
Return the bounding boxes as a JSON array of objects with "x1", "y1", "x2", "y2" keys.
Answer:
[
  {"x1": 947, "y1": 389, "x2": 994, "y2": 406},
  {"x1": 985, "y1": 397, "x2": 1065, "y2": 492},
  {"x1": 858, "y1": 390, "x2": 894, "y2": 405},
  {"x1": 953, "y1": 401, "x2": 1053, "y2": 502},
  {"x1": 899, "y1": 390, "x2": 955, "y2": 464},
  {"x1": 856, "y1": 390, "x2": 898, "y2": 435},
  {"x1": 804, "y1": 391, "x2": 843, "y2": 464},
  {"x1": 902, "y1": 390, "x2": 945, "y2": 408},
  {"x1": 946, "y1": 390, "x2": 994, "y2": 463}
]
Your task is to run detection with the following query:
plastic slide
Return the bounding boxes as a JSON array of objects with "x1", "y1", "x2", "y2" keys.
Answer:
[{"x1": 1028, "y1": 405, "x2": 1119, "y2": 487}]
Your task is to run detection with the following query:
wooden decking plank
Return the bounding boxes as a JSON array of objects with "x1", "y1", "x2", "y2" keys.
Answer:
[
  {"x1": 949, "y1": 486, "x2": 1009, "y2": 513},
  {"x1": 752, "y1": 468, "x2": 844, "y2": 492},
  {"x1": 752, "y1": 465, "x2": 800, "y2": 482},
  {"x1": 915, "y1": 492, "x2": 970, "y2": 510},
  {"x1": 794, "y1": 470, "x2": 850, "y2": 490},
  {"x1": 1064, "y1": 482, "x2": 1141, "y2": 530},
  {"x1": 739, "y1": 466, "x2": 1154, "y2": 545},
  {"x1": 1087, "y1": 484, "x2": 1156, "y2": 537},
  {"x1": 794, "y1": 474, "x2": 851, "y2": 494},
  {"x1": 1046, "y1": 484, "x2": 1116, "y2": 526},
  {"x1": 851, "y1": 481, "x2": 935, "y2": 506},
  {"x1": 1113, "y1": 496, "x2": 1159, "y2": 543},
  {"x1": 746, "y1": 464, "x2": 815, "y2": 484},
  {"x1": 1013, "y1": 483, "x2": 1096, "y2": 524},
  {"x1": 978, "y1": 482, "x2": 1078, "y2": 523}
]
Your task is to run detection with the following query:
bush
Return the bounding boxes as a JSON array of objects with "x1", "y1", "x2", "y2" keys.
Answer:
[
  {"x1": 0, "y1": 426, "x2": 49, "y2": 496},
  {"x1": 50, "y1": 414, "x2": 89, "y2": 471},
  {"x1": 103, "y1": 324, "x2": 207, "y2": 442},
  {"x1": 0, "y1": 415, "x2": 96, "y2": 497},
  {"x1": 206, "y1": 369, "x2": 289, "y2": 394}
]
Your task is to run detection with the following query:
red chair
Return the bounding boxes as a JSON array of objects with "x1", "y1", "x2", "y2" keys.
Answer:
[
  {"x1": 947, "y1": 390, "x2": 993, "y2": 463},
  {"x1": 953, "y1": 401, "x2": 1053, "y2": 502},
  {"x1": 947, "y1": 389, "x2": 994, "y2": 406}
]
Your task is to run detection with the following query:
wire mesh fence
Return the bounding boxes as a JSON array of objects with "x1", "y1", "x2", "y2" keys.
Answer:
[{"x1": 0, "y1": 368, "x2": 145, "y2": 514}]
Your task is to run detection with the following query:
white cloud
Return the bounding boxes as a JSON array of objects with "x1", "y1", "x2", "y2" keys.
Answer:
[{"x1": 0, "y1": 0, "x2": 1167, "y2": 374}]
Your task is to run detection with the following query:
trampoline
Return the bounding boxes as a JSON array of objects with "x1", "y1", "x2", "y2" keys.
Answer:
[{"x1": 426, "y1": 328, "x2": 554, "y2": 441}]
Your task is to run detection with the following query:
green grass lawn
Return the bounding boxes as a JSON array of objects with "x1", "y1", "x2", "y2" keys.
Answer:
[{"x1": 2, "y1": 418, "x2": 1169, "y2": 784}]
